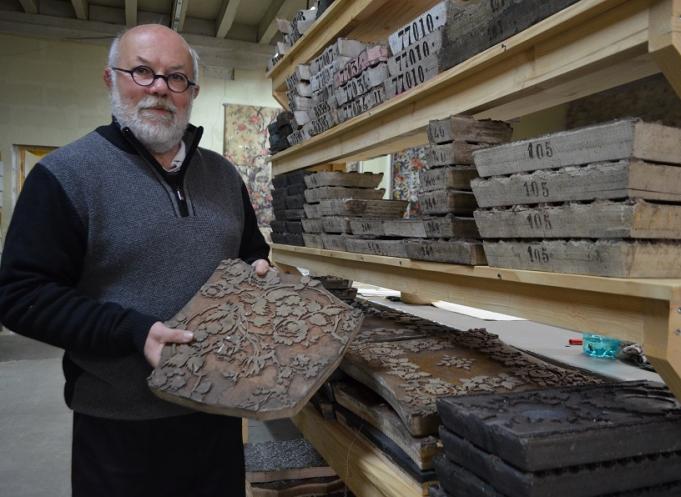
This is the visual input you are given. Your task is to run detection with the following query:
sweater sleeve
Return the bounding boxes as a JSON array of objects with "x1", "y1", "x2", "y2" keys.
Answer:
[
  {"x1": 0, "y1": 164, "x2": 158, "y2": 355},
  {"x1": 238, "y1": 182, "x2": 270, "y2": 264}
]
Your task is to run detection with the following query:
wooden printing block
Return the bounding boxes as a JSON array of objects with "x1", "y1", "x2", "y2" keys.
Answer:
[
  {"x1": 314, "y1": 276, "x2": 353, "y2": 290},
  {"x1": 345, "y1": 238, "x2": 409, "y2": 258},
  {"x1": 286, "y1": 170, "x2": 312, "y2": 185},
  {"x1": 473, "y1": 200, "x2": 681, "y2": 239},
  {"x1": 310, "y1": 100, "x2": 336, "y2": 120},
  {"x1": 288, "y1": 95, "x2": 312, "y2": 112},
  {"x1": 283, "y1": 233, "x2": 305, "y2": 246},
  {"x1": 419, "y1": 189, "x2": 477, "y2": 215},
  {"x1": 423, "y1": 214, "x2": 479, "y2": 239},
  {"x1": 310, "y1": 57, "x2": 351, "y2": 93},
  {"x1": 341, "y1": 323, "x2": 599, "y2": 436},
  {"x1": 301, "y1": 218, "x2": 322, "y2": 233},
  {"x1": 321, "y1": 216, "x2": 351, "y2": 234},
  {"x1": 285, "y1": 194, "x2": 305, "y2": 210},
  {"x1": 305, "y1": 186, "x2": 385, "y2": 203},
  {"x1": 272, "y1": 196, "x2": 287, "y2": 211},
  {"x1": 310, "y1": 38, "x2": 365, "y2": 74},
  {"x1": 335, "y1": 44, "x2": 389, "y2": 88},
  {"x1": 272, "y1": 210, "x2": 287, "y2": 221},
  {"x1": 321, "y1": 233, "x2": 348, "y2": 251},
  {"x1": 335, "y1": 63, "x2": 388, "y2": 106},
  {"x1": 427, "y1": 483, "x2": 448, "y2": 497},
  {"x1": 291, "y1": 110, "x2": 311, "y2": 127},
  {"x1": 337, "y1": 85, "x2": 386, "y2": 123},
  {"x1": 474, "y1": 118, "x2": 681, "y2": 177},
  {"x1": 302, "y1": 233, "x2": 323, "y2": 249},
  {"x1": 388, "y1": 1, "x2": 453, "y2": 54},
  {"x1": 333, "y1": 380, "x2": 441, "y2": 470},
  {"x1": 311, "y1": 83, "x2": 335, "y2": 106},
  {"x1": 382, "y1": 219, "x2": 427, "y2": 238},
  {"x1": 405, "y1": 239, "x2": 486, "y2": 265},
  {"x1": 385, "y1": 53, "x2": 441, "y2": 99},
  {"x1": 286, "y1": 183, "x2": 307, "y2": 196},
  {"x1": 433, "y1": 454, "x2": 681, "y2": 497},
  {"x1": 270, "y1": 220, "x2": 287, "y2": 234},
  {"x1": 482, "y1": 239, "x2": 681, "y2": 278},
  {"x1": 427, "y1": 115, "x2": 512, "y2": 145},
  {"x1": 319, "y1": 199, "x2": 407, "y2": 218},
  {"x1": 419, "y1": 165, "x2": 478, "y2": 192},
  {"x1": 285, "y1": 221, "x2": 303, "y2": 234},
  {"x1": 250, "y1": 477, "x2": 345, "y2": 497},
  {"x1": 437, "y1": 381, "x2": 681, "y2": 472},
  {"x1": 245, "y1": 438, "x2": 335, "y2": 483},
  {"x1": 335, "y1": 406, "x2": 438, "y2": 484},
  {"x1": 328, "y1": 287, "x2": 358, "y2": 301},
  {"x1": 148, "y1": 260, "x2": 363, "y2": 419},
  {"x1": 271, "y1": 187, "x2": 287, "y2": 199},
  {"x1": 303, "y1": 203, "x2": 320, "y2": 219},
  {"x1": 286, "y1": 129, "x2": 305, "y2": 147},
  {"x1": 388, "y1": 28, "x2": 444, "y2": 77},
  {"x1": 283, "y1": 209, "x2": 305, "y2": 220},
  {"x1": 439, "y1": 426, "x2": 681, "y2": 497},
  {"x1": 471, "y1": 160, "x2": 681, "y2": 209},
  {"x1": 348, "y1": 218, "x2": 386, "y2": 237},
  {"x1": 284, "y1": 64, "x2": 311, "y2": 91},
  {"x1": 302, "y1": 110, "x2": 338, "y2": 137},
  {"x1": 427, "y1": 141, "x2": 487, "y2": 167},
  {"x1": 272, "y1": 174, "x2": 288, "y2": 189},
  {"x1": 305, "y1": 171, "x2": 383, "y2": 189}
]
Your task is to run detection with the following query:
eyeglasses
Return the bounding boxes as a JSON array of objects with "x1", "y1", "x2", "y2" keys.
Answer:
[{"x1": 111, "y1": 65, "x2": 196, "y2": 93}]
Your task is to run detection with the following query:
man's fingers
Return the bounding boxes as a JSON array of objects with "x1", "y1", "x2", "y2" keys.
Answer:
[{"x1": 252, "y1": 259, "x2": 271, "y2": 277}]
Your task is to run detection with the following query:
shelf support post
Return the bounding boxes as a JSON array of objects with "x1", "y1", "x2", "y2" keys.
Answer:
[
  {"x1": 642, "y1": 289, "x2": 681, "y2": 397},
  {"x1": 649, "y1": 0, "x2": 681, "y2": 97}
]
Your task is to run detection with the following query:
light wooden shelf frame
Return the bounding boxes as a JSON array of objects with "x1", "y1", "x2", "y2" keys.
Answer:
[{"x1": 268, "y1": 1, "x2": 681, "y2": 495}]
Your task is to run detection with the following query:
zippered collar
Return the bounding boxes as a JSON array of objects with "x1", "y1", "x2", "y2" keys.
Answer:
[{"x1": 95, "y1": 117, "x2": 204, "y2": 175}]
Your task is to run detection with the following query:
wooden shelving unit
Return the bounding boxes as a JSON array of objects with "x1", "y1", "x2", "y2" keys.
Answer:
[{"x1": 269, "y1": 0, "x2": 681, "y2": 495}]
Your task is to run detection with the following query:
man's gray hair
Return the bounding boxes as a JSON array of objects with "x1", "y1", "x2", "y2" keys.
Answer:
[{"x1": 107, "y1": 26, "x2": 200, "y2": 84}]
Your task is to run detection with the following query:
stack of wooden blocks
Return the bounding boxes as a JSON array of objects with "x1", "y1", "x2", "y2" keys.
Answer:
[
  {"x1": 402, "y1": 115, "x2": 512, "y2": 264},
  {"x1": 270, "y1": 170, "x2": 311, "y2": 246},
  {"x1": 267, "y1": 7, "x2": 318, "y2": 72},
  {"x1": 267, "y1": 111, "x2": 296, "y2": 154},
  {"x1": 471, "y1": 119, "x2": 681, "y2": 277}
]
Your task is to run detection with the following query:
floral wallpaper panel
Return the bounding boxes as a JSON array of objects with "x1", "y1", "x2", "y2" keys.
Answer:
[
  {"x1": 224, "y1": 104, "x2": 281, "y2": 226},
  {"x1": 391, "y1": 146, "x2": 428, "y2": 218}
]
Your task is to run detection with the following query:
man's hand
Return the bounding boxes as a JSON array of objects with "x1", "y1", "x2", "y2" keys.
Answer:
[
  {"x1": 251, "y1": 258, "x2": 272, "y2": 277},
  {"x1": 144, "y1": 321, "x2": 193, "y2": 368}
]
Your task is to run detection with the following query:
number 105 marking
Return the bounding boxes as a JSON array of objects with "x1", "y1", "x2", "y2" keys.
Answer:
[{"x1": 527, "y1": 141, "x2": 554, "y2": 159}]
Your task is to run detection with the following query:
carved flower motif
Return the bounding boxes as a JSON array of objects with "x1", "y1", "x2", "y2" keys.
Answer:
[{"x1": 273, "y1": 320, "x2": 309, "y2": 345}]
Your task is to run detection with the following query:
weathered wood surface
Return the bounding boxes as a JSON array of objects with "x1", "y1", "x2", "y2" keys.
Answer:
[
  {"x1": 387, "y1": 1, "x2": 451, "y2": 54},
  {"x1": 270, "y1": 233, "x2": 304, "y2": 247},
  {"x1": 286, "y1": 81, "x2": 312, "y2": 99},
  {"x1": 285, "y1": 64, "x2": 311, "y2": 91},
  {"x1": 315, "y1": 275, "x2": 353, "y2": 290},
  {"x1": 286, "y1": 183, "x2": 307, "y2": 196},
  {"x1": 419, "y1": 166, "x2": 478, "y2": 192},
  {"x1": 310, "y1": 100, "x2": 336, "y2": 120},
  {"x1": 270, "y1": 220, "x2": 287, "y2": 234},
  {"x1": 302, "y1": 233, "x2": 323, "y2": 249},
  {"x1": 406, "y1": 239, "x2": 486, "y2": 265},
  {"x1": 321, "y1": 216, "x2": 352, "y2": 234},
  {"x1": 321, "y1": 234, "x2": 348, "y2": 252},
  {"x1": 428, "y1": 141, "x2": 486, "y2": 168},
  {"x1": 310, "y1": 38, "x2": 366, "y2": 74},
  {"x1": 319, "y1": 199, "x2": 407, "y2": 218},
  {"x1": 419, "y1": 189, "x2": 477, "y2": 215},
  {"x1": 148, "y1": 260, "x2": 364, "y2": 419},
  {"x1": 335, "y1": 63, "x2": 388, "y2": 106},
  {"x1": 310, "y1": 56, "x2": 352, "y2": 93},
  {"x1": 342, "y1": 301, "x2": 599, "y2": 436},
  {"x1": 424, "y1": 214, "x2": 479, "y2": 239},
  {"x1": 483, "y1": 240, "x2": 681, "y2": 278},
  {"x1": 285, "y1": 221, "x2": 304, "y2": 234},
  {"x1": 286, "y1": 129, "x2": 305, "y2": 147},
  {"x1": 311, "y1": 84, "x2": 336, "y2": 106},
  {"x1": 283, "y1": 209, "x2": 305, "y2": 220},
  {"x1": 305, "y1": 186, "x2": 385, "y2": 203},
  {"x1": 303, "y1": 203, "x2": 320, "y2": 219},
  {"x1": 302, "y1": 110, "x2": 338, "y2": 138},
  {"x1": 250, "y1": 477, "x2": 345, "y2": 497},
  {"x1": 427, "y1": 116, "x2": 513, "y2": 145},
  {"x1": 348, "y1": 218, "x2": 387, "y2": 237},
  {"x1": 383, "y1": 219, "x2": 427, "y2": 238},
  {"x1": 301, "y1": 218, "x2": 322, "y2": 233},
  {"x1": 333, "y1": 381, "x2": 441, "y2": 471},
  {"x1": 471, "y1": 160, "x2": 681, "y2": 208},
  {"x1": 388, "y1": 28, "x2": 444, "y2": 77},
  {"x1": 272, "y1": 196, "x2": 286, "y2": 211},
  {"x1": 473, "y1": 119, "x2": 681, "y2": 177},
  {"x1": 285, "y1": 194, "x2": 305, "y2": 210},
  {"x1": 305, "y1": 171, "x2": 383, "y2": 189},
  {"x1": 288, "y1": 95, "x2": 313, "y2": 111},
  {"x1": 474, "y1": 200, "x2": 681, "y2": 239},
  {"x1": 335, "y1": 45, "x2": 389, "y2": 88},
  {"x1": 437, "y1": 381, "x2": 681, "y2": 473},
  {"x1": 346, "y1": 238, "x2": 409, "y2": 258},
  {"x1": 337, "y1": 84, "x2": 386, "y2": 123},
  {"x1": 385, "y1": 53, "x2": 441, "y2": 99}
]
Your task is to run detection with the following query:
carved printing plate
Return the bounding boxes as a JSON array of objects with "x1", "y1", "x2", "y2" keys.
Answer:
[{"x1": 148, "y1": 259, "x2": 364, "y2": 419}]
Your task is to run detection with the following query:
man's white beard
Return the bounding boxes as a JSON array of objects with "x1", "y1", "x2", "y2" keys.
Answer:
[{"x1": 111, "y1": 76, "x2": 192, "y2": 154}]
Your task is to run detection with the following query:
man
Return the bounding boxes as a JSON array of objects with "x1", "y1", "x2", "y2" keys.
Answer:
[{"x1": 0, "y1": 24, "x2": 269, "y2": 497}]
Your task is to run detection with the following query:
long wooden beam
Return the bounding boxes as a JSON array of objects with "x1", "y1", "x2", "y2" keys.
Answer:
[
  {"x1": 257, "y1": 0, "x2": 286, "y2": 45},
  {"x1": 70, "y1": 0, "x2": 88, "y2": 20},
  {"x1": 170, "y1": 0, "x2": 189, "y2": 32},
  {"x1": 124, "y1": 0, "x2": 137, "y2": 27},
  {"x1": 215, "y1": 0, "x2": 241, "y2": 38},
  {"x1": 17, "y1": 0, "x2": 37, "y2": 14}
]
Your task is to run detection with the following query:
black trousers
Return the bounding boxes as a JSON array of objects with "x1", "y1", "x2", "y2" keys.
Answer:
[{"x1": 72, "y1": 411, "x2": 244, "y2": 497}]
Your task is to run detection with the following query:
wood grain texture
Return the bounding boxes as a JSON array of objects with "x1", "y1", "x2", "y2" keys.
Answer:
[
  {"x1": 419, "y1": 189, "x2": 477, "y2": 215},
  {"x1": 427, "y1": 115, "x2": 513, "y2": 145},
  {"x1": 405, "y1": 239, "x2": 486, "y2": 265},
  {"x1": 419, "y1": 165, "x2": 478, "y2": 192}
]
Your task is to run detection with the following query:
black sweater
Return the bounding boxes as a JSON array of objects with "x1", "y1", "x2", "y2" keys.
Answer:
[{"x1": 0, "y1": 121, "x2": 269, "y2": 419}]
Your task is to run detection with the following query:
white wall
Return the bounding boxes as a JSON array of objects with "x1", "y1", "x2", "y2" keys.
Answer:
[{"x1": 0, "y1": 33, "x2": 277, "y2": 236}]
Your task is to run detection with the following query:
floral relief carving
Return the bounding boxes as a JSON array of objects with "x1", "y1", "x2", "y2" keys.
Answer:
[{"x1": 148, "y1": 259, "x2": 363, "y2": 420}]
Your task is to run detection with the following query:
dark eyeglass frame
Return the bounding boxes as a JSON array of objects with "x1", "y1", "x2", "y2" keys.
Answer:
[{"x1": 111, "y1": 65, "x2": 196, "y2": 93}]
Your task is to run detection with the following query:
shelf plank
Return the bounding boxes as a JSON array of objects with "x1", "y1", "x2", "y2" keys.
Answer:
[
  {"x1": 271, "y1": 0, "x2": 654, "y2": 174},
  {"x1": 267, "y1": 0, "x2": 440, "y2": 100},
  {"x1": 291, "y1": 405, "x2": 429, "y2": 497}
]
